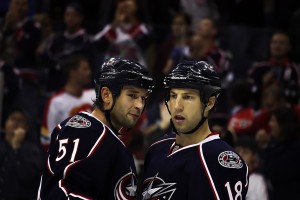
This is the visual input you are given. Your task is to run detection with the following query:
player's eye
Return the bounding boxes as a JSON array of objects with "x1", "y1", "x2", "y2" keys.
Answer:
[
  {"x1": 128, "y1": 93, "x2": 137, "y2": 99},
  {"x1": 183, "y1": 95, "x2": 193, "y2": 100},
  {"x1": 170, "y1": 94, "x2": 177, "y2": 99}
]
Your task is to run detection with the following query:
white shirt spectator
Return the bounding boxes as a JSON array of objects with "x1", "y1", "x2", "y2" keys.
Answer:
[
  {"x1": 41, "y1": 89, "x2": 95, "y2": 146},
  {"x1": 247, "y1": 172, "x2": 269, "y2": 200}
]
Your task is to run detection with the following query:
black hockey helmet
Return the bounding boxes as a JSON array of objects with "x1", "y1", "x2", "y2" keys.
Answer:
[
  {"x1": 94, "y1": 57, "x2": 154, "y2": 99},
  {"x1": 164, "y1": 60, "x2": 221, "y2": 104}
]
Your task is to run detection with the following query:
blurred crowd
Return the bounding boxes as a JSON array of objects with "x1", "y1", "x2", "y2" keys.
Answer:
[{"x1": 1, "y1": 0, "x2": 300, "y2": 199}]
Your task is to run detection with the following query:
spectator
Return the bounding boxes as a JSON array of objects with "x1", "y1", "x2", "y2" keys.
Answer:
[
  {"x1": 193, "y1": 17, "x2": 233, "y2": 114},
  {"x1": 0, "y1": 0, "x2": 42, "y2": 122},
  {"x1": 0, "y1": 107, "x2": 43, "y2": 200},
  {"x1": 162, "y1": 12, "x2": 193, "y2": 76},
  {"x1": 40, "y1": 55, "x2": 94, "y2": 150},
  {"x1": 252, "y1": 85, "x2": 289, "y2": 149},
  {"x1": 43, "y1": 1, "x2": 92, "y2": 92},
  {"x1": 93, "y1": 0, "x2": 153, "y2": 67},
  {"x1": 0, "y1": 60, "x2": 21, "y2": 123},
  {"x1": 33, "y1": 13, "x2": 55, "y2": 65},
  {"x1": 248, "y1": 30, "x2": 300, "y2": 109},
  {"x1": 0, "y1": 0, "x2": 42, "y2": 69},
  {"x1": 33, "y1": 13, "x2": 55, "y2": 94},
  {"x1": 180, "y1": 0, "x2": 219, "y2": 31},
  {"x1": 235, "y1": 136, "x2": 269, "y2": 200},
  {"x1": 259, "y1": 106, "x2": 300, "y2": 199},
  {"x1": 227, "y1": 79, "x2": 255, "y2": 138},
  {"x1": 141, "y1": 0, "x2": 180, "y2": 45},
  {"x1": 195, "y1": 17, "x2": 232, "y2": 81}
]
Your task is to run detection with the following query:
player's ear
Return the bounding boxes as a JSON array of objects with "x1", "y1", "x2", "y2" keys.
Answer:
[
  {"x1": 205, "y1": 96, "x2": 216, "y2": 115},
  {"x1": 101, "y1": 86, "x2": 113, "y2": 108}
]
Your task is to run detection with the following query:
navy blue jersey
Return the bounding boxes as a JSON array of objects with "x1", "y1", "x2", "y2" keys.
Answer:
[
  {"x1": 38, "y1": 112, "x2": 137, "y2": 200},
  {"x1": 140, "y1": 133, "x2": 249, "y2": 200}
]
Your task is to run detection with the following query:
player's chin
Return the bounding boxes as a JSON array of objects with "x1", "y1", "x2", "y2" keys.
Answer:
[
  {"x1": 124, "y1": 118, "x2": 138, "y2": 128},
  {"x1": 124, "y1": 122, "x2": 136, "y2": 128},
  {"x1": 128, "y1": 113, "x2": 140, "y2": 121},
  {"x1": 173, "y1": 123, "x2": 188, "y2": 133},
  {"x1": 175, "y1": 127, "x2": 187, "y2": 134}
]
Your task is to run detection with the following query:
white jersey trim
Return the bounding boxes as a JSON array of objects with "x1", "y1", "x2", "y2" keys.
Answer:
[
  {"x1": 47, "y1": 156, "x2": 54, "y2": 175},
  {"x1": 149, "y1": 137, "x2": 175, "y2": 148},
  {"x1": 199, "y1": 142, "x2": 220, "y2": 200},
  {"x1": 37, "y1": 175, "x2": 43, "y2": 200},
  {"x1": 69, "y1": 193, "x2": 91, "y2": 200},
  {"x1": 245, "y1": 163, "x2": 249, "y2": 187},
  {"x1": 87, "y1": 122, "x2": 106, "y2": 156},
  {"x1": 167, "y1": 134, "x2": 220, "y2": 157}
]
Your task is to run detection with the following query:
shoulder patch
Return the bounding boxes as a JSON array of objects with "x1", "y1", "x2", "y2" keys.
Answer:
[
  {"x1": 218, "y1": 151, "x2": 243, "y2": 169},
  {"x1": 66, "y1": 115, "x2": 91, "y2": 128}
]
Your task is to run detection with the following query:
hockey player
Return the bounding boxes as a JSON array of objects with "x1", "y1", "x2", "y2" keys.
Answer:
[
  {"x1": 38, "y1": 57, "x2": 154, "y2": 200},
  {"x1": 140, "y1": 60, "x2": 249, "y2": 199}
]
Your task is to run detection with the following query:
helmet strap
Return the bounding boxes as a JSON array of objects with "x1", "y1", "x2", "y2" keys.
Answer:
[{"x1": 180, "y1": 109, "x2": 207, "y2": 135}]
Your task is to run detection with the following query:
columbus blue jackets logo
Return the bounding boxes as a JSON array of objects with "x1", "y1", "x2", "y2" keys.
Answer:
[
  {"x1": 114, "y1": 171, "x2": 137, "y2": 200},
  {"x1": 66, "y1": 115, "x2": 91, "y2": 128},
  {"x1": 141, "y1": 173, "x2": 176, "y2": 200},
  {"x1": 218, "y1": 151, "x2": 243, "y2": 169}
]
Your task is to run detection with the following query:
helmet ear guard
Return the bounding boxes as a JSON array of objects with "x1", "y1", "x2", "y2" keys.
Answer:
[{"x1": 199, "y1": 85, "x2": 221, "y2": 105}]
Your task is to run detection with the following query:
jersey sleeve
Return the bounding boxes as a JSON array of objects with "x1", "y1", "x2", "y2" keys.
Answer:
[{"x1": 198, "y1": 140, "x2": 249, "y2": 199}]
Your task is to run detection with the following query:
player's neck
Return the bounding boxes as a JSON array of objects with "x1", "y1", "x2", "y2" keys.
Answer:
[
  {"x1": 176, "y1": 123, "x2": 211, "y2": 146},
  {"x1": 91, "y1": 108, "x2": 109, "y2": 126},
  {"x1": 91, "y1": 108, "x2": 121, "y2": 131}
]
